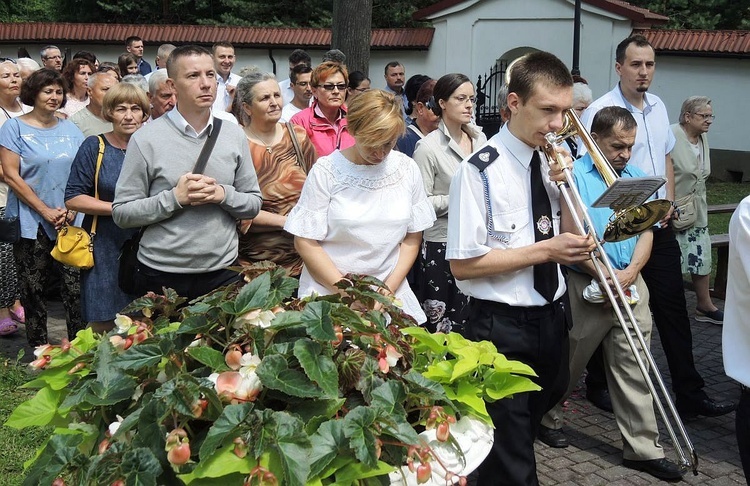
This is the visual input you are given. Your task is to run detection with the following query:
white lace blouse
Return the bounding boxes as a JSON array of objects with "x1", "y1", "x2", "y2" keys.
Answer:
[{"x1": 284, "y1": 149, "x2": 436, "y2": 323}]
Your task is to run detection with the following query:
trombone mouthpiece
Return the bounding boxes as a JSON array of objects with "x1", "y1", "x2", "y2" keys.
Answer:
[{"x1": 544, "y1": 132, "x2": 558, "y2": 146}]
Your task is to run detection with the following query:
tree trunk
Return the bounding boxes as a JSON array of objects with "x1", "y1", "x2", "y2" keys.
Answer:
[{"x1": 331, "y1": 0, "x2": 373, "y2": 77}]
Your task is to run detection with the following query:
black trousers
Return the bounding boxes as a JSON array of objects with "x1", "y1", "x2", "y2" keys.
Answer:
[
  {"x1": 640, "y1": 224, "x2": 706, "y2": 403},
  {"x1": 133, "y1": 261, "x2": 242, "y2": 301},
  {"x1": 467, "y1": 297, "x2": 570, "y2": 486},
  {"x1": 736, "y1": 386, "x2": 750, "y2": 480}
]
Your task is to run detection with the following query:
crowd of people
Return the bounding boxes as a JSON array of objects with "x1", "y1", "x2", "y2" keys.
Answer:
[{"x1": 0, "y1": 33, "x2": 744, "y2": 485}]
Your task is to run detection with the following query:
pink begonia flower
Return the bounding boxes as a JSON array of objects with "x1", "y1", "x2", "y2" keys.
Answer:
[
  {"x1": 378, "y1": 344, "x2": 403, "y2": 374},
  {"x1": 235, "y1": 308, "x2": 275, "y2": 329},
  {"x1": 34, "y1": 344, "x2": 53, "y2": 358},
  {"x1": 209, "y1": 354, "x2": 263, "y2": 402}
]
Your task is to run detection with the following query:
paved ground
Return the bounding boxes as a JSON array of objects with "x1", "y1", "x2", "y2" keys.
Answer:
[{"x1": 0, "y1": 290, "x2": 744, "y2": 485}]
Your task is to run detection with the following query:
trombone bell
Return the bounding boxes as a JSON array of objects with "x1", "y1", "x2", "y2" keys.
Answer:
[{"x1": 603, "y1": 200, "x2": 673, "y2": 242}]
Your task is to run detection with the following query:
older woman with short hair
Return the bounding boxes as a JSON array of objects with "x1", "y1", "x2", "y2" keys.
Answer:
[
  {"x1": 290, "y1": 61, "x2": 355, "y2": 156},
  {"x1": 285, "y1": 89, "x2": 436, "y2": 323},
  {"x1": 64, "y1": 83, "x2": 150, "y2": 332},
  {"x1": 0, "y1": 68, "x2": 85, "y2": 346},
  {"x1": 671, "y1": 96, "x2": 722, "y2": 324},
  {"x1": 235, "y1": 71, "x2": 317, "y2": 277}
]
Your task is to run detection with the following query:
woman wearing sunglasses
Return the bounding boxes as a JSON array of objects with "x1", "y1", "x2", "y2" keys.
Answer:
[{"x1": 290, "y1": 61, "x2": 354, "y2": 157}]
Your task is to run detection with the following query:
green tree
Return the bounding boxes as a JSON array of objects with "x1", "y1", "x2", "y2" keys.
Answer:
[{"x1": 629, "y1": 0, "x2": 750, "y2": 29}]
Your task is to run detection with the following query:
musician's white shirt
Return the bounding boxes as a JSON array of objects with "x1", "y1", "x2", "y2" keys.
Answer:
[{"x1": 446, "y1": 125, "x2": 565, "y2": 307}]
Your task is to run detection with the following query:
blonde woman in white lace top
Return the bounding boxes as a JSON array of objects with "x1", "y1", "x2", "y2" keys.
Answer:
[{"x1": 285, "y1": 89, "x2": 436, "y2": 323}]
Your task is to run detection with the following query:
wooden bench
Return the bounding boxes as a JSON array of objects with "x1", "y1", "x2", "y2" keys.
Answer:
[{"x1": 707, "y1": 203, "x2": 738, "y2": 299}]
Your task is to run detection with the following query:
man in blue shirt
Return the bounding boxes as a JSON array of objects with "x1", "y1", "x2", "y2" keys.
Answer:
[{"x1": 540, "y1": 107, "x2": 684, "y2": 481}]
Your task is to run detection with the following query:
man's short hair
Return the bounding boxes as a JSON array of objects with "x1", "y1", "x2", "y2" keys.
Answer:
[
  {"x1": 590, "y1": 106, "x2": 637, "y2": 139},
  {"x1": 126, "y1": 36, "x2": 143, "y2": 47},
  {"x1": 40, "y1": 45, "x2": 60, "y2": 59},
  {"x1": 290, "y1": 63, "x2": 312, "y2": 84},
  {"x1": 507, "y1": 51, "x2": 573, "y2": 103},
  {"x1": 384, "y1": 61, "x2": 402, "y2": 75},
  {"x1": 157, "y1": 44, "x2": 177, "y2": 60},
  {"x1": 322, "y1": 49, "x2": 346, "y2": 64},
  {"x1": 615, "y1": 34, "x2": 653, "y2": 64},
  {"x1": 166, "y1": 45, "x2": 212, "y2": 77},
  {"x1": 122, "y1": 74, "x2": 148, "y2": 94},
  {"x1": 87, "y1": 71, "x2": 105, "y2": 89},
  {"x1": 212, "y1": 41, "x2": 234, "y2": 54},
  {"x1": 73, "y1": 51, "x2": 97, "y2": 66},
  {"x1": 148, "y1": 69, "x2": 169, "y2": 94},
  {"x1": 288, "y1": 49, "x2": 311, "y2": 66}
]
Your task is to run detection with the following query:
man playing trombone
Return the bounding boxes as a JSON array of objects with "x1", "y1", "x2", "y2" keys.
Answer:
[{"x1": 540, "y1": 106, "x2": 685, "y2": 481}]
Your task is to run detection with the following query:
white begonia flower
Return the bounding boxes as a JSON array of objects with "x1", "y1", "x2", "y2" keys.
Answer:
[
  {"x1": 385, "y1": 344, "x2": 402, "y2": 368},
  {"x1": 235, "y1": 308, "x2": 276, "y2": 329},
  {"x1": 238, "y1": 353, "x2": 261, "y2": 378},
  {"x1": 108, "y1": 415, "x2": 124, "y2": 436},
  {"x1": 114, "y1": 314, "x2": 133, "y2": 333},
  {"x1": 33, "y1": 344, "x2": 53, "y2": 358},
  {"x1": 156, "y1": 370, "x2": 168, "y2": 383}
]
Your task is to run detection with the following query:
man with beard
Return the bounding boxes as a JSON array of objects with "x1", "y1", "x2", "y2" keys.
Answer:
[
  {"x1": 581, "y1": 34, "x2": 735, "y2": 422},
  {"x1": 383, "y1": 61, "x2": 408, "y2": 120},
  {"x1": 540, "y1": 106, "x2": 684, "y2": 481}
]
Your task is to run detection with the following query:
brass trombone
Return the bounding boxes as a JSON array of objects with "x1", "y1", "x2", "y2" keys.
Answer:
[{"x1": 543, "y1": 109, "x2": 699, "y2": 475}]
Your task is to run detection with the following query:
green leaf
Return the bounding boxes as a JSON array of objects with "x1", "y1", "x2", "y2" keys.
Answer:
[
  {"x1": 380, "y1": 415, "x2": 420, "y2": 445},
  {"x1": 342, "y1": 406, "x2": 378, "y2": 468},
  {"x1": 308, "y1": 419, "x2": 347, "y2": 478},
  {"x1": 421, "y1": 359, "x2": 454, "y2": 381},
  {"x1": 256, "y1": 354, "x2": 322, "y2": 398},
  {"x1": 188, "y1": 346, "x2": 231, "y2": 372},
  {"x1": 267, "y1": 309, "x2": 303, "y2": 329},
  {"x1": 450, "y1": 346, "x2": 480, "y2": 382},
  {"x1": 22, "y1": 434, "x2": 83, "y2": 486},
  {"x1": 234, "y1": 271, "x2": 272, "y2": 314},
  {"x1": 121, "y1": 447, "x2": 163, "y2": 486},
  {"x1": 445, "y1": 380, "x2": 490, "y2": 422},
  {"x1": 370, "y1": 381, "x2": 406, "y2": 417},
  {"x1": 300, "y1": 301, "x2": 336, "y2": 340},
  {"x1": 155, "y1": 376, "x2": 202, "y2": 417},
  {"x1": 88, "y1": 338, "x2": 138, "y2": 405},
  {"x1": 296, "y1": 398, "x2": 346, "y2": 426},
  {"x1": 333, "y1": 460, "x2": 395, "y2": 483},
  {"x1": 484, "y1": 372, "x2": 541, "y2": 401},
  {"x1": 401, "y1": 326, "x2": 447, "y2": 354},
  {"x1": 355, "y1": 356, "x2": 384, "y2": 403},
  {"x1": 492, "y1": 354, "x2": 538, "y2": 376},
  {"x1": 5, "y1": 386, "x2": 63, "y2": 428},
  {"x1": 181, "y1": 445, "x2": 253, "y2": 481},
  {"x1": 199, "y1": 403, "x2": 253, "y2": 460},
  {"x1": 270, "y1": 411, "x2": 311, "y2": 486},
  {"x1": 22, "y1": 361, "x2": 81, "y2": 390},
  {"x1": 293, "y1": 339, "x2": 339, "y2": 398},
  {"x1": 114, "y1": 343, "x2": 163, "y2": 370},
  {"x1": 176, "y1": 315, "x2": 212, "y2": 335},
  {"x1": 402, "y1": 370, "x2": 449, "y2": 403}
]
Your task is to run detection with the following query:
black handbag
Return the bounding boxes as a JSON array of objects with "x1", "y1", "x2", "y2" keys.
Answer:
[
  {"x1": 118, "y1": 119, "x2": 223, "y2": 294},
  {"x1": 0, "y1": 215, "x2": 20, "y2": 244}
]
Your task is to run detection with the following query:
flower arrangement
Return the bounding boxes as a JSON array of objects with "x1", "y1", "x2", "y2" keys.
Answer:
[{"x1": 7, "y1": 265, "x2": 540, "y2": 485}]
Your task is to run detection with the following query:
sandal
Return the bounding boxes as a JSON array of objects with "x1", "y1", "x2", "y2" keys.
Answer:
[
  {"x1": 0, "y1": 317, "x2": 18, "y2": 336},
  {"x1": 10, "y1": 306, "x2": 25, "y2": 324}
]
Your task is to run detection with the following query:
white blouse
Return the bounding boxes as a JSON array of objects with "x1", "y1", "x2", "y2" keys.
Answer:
[{"x1": 285, "y1": 149, "x2": 436, "y2": 323}]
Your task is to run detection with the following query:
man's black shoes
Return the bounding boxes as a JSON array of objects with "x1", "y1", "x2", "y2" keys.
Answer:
[
  {"x1": 677, "y1": 398, "x2": 736, "y2": 419},
  {"x1": 537, "y1": 425, "x2": 569, "y2": 448},
  {"x1": 623, "y1": 458, "x2": 686, "y2": 481},
  {"x1": 586, "y1": 387, "x2": 614, "y2": 413}
]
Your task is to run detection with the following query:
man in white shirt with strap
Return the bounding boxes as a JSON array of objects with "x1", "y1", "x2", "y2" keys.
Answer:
[{"x1": 447, "y1": 51, "x2": 594, "y2": 486}]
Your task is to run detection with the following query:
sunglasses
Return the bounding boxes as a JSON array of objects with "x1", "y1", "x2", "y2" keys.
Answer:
[{"x1": 318, "y1": 83, "x2": 347, "y2": 92}]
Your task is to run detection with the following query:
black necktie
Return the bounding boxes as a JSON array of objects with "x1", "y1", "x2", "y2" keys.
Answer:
[{"x1": 530, "y1": 150, "x2": 558, "y2": 303}]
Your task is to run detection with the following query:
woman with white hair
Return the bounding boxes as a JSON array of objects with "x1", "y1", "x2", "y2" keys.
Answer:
[{"x1": 671, "y1": 96, "x2": 722, "y2": 324}]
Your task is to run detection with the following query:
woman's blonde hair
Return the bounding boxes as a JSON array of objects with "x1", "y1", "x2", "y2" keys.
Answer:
[
  {"x1": 346, "y1": 89, "x2": 405, "y2": 146},
  {"x1": 101, "y1": 82, "x2": 151, "y2": 122}
]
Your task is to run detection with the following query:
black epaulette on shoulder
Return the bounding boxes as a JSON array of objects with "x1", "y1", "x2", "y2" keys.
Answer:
[{"x1": 467, "y1": 145, "x2": 499, "y2": 172}]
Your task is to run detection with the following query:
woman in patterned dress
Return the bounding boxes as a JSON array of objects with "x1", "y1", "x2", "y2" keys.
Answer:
[{"x1": 236, "y1": 72, "x2": 317, "y2": 277}]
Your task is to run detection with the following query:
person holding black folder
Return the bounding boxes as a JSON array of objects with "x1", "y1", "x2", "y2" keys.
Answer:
[{"x1": 112, "y1": 45, "x2": 262, "y2": 300}]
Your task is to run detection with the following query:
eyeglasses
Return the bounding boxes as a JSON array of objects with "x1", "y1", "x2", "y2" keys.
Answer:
[
  {"x1": 319, "y1": 83, "x2": 347, "y2": 92},
  {"x1": 353, "y1": 87, "x2": 369, "y2": 93},
  {"x1": 692, "y1": 113, "x2": 715, "y2": 121},
  {"x1": 43, "y1": 55, "x2": 63, "y2": 61},
  {"x1": 295, "y1": 81, "x2": 310, "y2": 87},
  {"x1": 451, "y1": 95, "x2": 476, "y2": 105}
]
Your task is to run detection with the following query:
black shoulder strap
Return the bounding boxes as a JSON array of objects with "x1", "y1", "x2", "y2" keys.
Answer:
[
  {"x1": 467, "y1": 144, "x2": 499, "y2": 172},
  {"x1": 192, "y1": 118, "x2": 223, "y2": 175}
]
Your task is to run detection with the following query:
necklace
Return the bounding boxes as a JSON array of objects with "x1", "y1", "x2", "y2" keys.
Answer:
[{"x1": 245, "y1": 126, "x2": 277, "y2": 154}]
